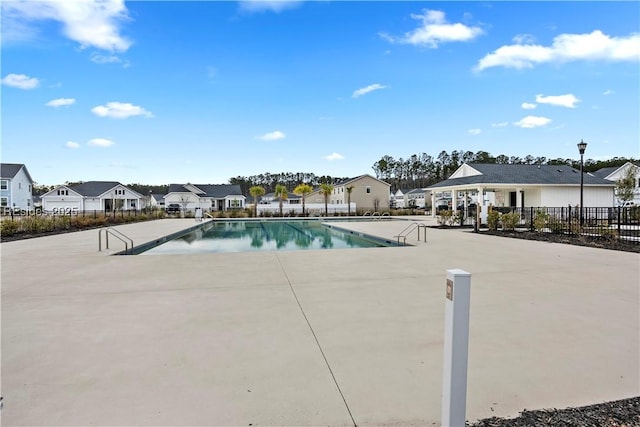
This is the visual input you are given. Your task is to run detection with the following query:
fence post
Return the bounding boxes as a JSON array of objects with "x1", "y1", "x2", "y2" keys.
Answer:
[
  {"x1": 441, "y1": 269, "x2": 472, "y2": 427},
  {"x1": 530, "y1": 207, "x2": 534, "y2": 231},
  {"x1": 617, "y1": 208, "x2": 621, "y2": 238}
]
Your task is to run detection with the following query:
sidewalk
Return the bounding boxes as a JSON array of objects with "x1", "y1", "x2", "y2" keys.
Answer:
[{"x1": 1, "y1": 218, "x2": 638, "y2": 426}]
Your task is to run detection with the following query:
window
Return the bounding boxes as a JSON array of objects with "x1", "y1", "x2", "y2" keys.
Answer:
[
  {"x1": 366, "y1": 186, "x2": 371, "y2": 194},
  {"x1": 57, "y1": 189, "x2": 68, "y2": 196},
  {"x1": 18, "y1": 182, "x2": 22, "y2": 190},
  {"x1": 29, "y1": 185, "x2": 32, "y2": 192},
  {"x1": 0, "y1": 180, "x2": 7, "y2": 190},
  {"x1": 0, "y1": 197, "x2": 7, "y2": 207}
]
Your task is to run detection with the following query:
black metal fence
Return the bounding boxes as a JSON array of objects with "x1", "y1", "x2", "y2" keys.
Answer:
[{"x1": 484, "y1": 206, "x2": 640, "y2": 243}]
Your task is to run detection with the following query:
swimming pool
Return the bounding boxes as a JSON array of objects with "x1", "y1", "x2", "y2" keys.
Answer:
[{"x1": 140, "y1": 220, "x2": 396, "y2": 255}]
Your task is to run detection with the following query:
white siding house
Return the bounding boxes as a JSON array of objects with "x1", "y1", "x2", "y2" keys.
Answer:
[
  {"x1": 164, "y1": 183, "x2": 245, "y2": 212},
  {"x1": 1, "y1": 163, "x2": 34, "y2": 212},
  {"x1": 592, "y1": 162, "x2": 640, "y2": 206},
  {"x1": 41, "y1": 182, "x2": 145, "y2": 212},
  {"x1": 427, "y1": 163, "x2": 617, "y2": 218}
]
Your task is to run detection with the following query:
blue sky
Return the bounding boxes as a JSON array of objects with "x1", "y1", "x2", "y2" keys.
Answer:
[{"x1": 2, "y1": 1, "x2": 639, "y2": 186}]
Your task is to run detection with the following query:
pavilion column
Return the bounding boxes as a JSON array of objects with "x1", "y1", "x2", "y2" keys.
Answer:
[{"x1": 431, "y1": 192, "x2": 437, "y2": 217}]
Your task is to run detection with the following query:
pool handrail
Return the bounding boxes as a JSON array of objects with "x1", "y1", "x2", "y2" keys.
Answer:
[{"x1": 98, "y1": 227, "x2": 134, "y2": 254}]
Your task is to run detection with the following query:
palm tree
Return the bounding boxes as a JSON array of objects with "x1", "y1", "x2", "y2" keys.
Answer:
[
  {"x1": 319, "y1": 183, "x2": 334, "y2": 217},
  {"x1": 346, "y1": 185, "x2": 355, "y2": 216},
  {"x1": 274, "y1": 184, "x2": 288, "y2": 217},
  {"x1": 293, "y1": 183, "x2": 313, "y2": 217},
  {"x1": 249, "y1": 186, "x2": 265, "y2": 218}
]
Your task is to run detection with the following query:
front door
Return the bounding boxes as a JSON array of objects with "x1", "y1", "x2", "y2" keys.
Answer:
[{"x1": 509, "y1": 191, "x2": 525, "y2": 208}]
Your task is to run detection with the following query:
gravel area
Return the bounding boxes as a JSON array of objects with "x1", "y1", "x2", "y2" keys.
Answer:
[{"x1": 470, "y1": 396, "x2": 640, "y2": 426}]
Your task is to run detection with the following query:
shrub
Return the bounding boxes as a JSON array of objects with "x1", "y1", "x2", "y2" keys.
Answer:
[
  {"x1": 533, "y1": 209, "x2": 550, "y2": 232},
  {"x1": 437, "y1": 210, "x2": 452, "y2": 226},
  {"x1": 501, "y1": 212, "x2": 520, "y2": 231},
  {"x1": 595, "y1": 224, "x2": 618, "y2": 240},
  {"x1": 547, "y1": 216, "x2": 565, "y2": 234},
  {"x1": 0, "y1": 219, "x2": 19, "y2": 237},
  {"x1": 487, "y1": 210, "x2": 500, "y2": 231},
  {"x1": 448, "y1": 212, "x2": 460, "y2": 226}
]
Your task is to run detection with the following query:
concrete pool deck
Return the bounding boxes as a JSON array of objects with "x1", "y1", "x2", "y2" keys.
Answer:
[{"x1": 1, "y1": 217, "x2": 638, "y2": 426}]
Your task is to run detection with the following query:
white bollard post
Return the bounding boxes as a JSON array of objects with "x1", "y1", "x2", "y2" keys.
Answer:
[{"x1": 441, "y1": 269, "x2": 472, "y2": 427}]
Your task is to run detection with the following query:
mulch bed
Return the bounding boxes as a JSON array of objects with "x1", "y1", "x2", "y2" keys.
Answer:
[
  {"x1": 481, "y1": 229, "x2": 639, "y2": 253},
  {"x1": 470, "y1": 396, "x2": 640, "y2": 427},
  {"x1": 0, "y1": 225, "x2": 107, "y2": 243}
]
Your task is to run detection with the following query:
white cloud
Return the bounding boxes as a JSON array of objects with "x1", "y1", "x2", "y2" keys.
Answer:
[
  {"x1": 238, "y1": 1, "x2": 303, "y2": 13},
  {"x1": 46, "y1": 97, "x2": 76, "y2": 107},
  {"x1": 1, "y1": 73, "x2": 40, "y2": 89},
  {"x1": 603, "y1": 89, "x2": 615, "y2": 95},
  {"x1": 91, "y1": 102, "x2": 153, "y2": 119},
  {"x1": 323, "y1": 152, "x2": 344, "y2": 161},
  {"x1": 2, "y1": 0, "x2": 132, "y2": 52},
  {"x1": 512, "y1": 33, "x2": 536, "y2": 44},
  {"x1": 352, "y1": 83, "x2": 387, "y2": 98},
  {"x1": 380, "y1": 9, "x2": 483, "y2": 48},
  {"x1": 476, "y1": 30, "x2": 640, "y2": 71},
  {"x1": 467, "y1": 128, "x2": 481, "y2": 135},
  {"x1": 90, "y1": 53, "x2": 129, "y2": 67},
  {"x1": 491, "y1": 122, "x2": 509, "y2": 128},
  {"x1": 513, "y1": 116, "x2": 552, "y2": 128},
  {"x1": 88, "y1": 138, "x2": 114, "y2": 147},
  {"x1": 521, "y1": 102, "x2": 537, "y2": 110},
  {"x1": 65, "y1": 141, "x2": 80, "y2": 149},
  {"x1": 536, "y1": 94, "x2": 580, "y2": 108},
  {"x1": 257, "y1": 130, "x2": 286, "y2": 141}
]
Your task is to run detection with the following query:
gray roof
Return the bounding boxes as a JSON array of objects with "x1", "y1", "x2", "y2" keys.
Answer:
[
  {"x1": 263, "y1": 192, "x2": 301, "y2": 200},
  {"x1": 590, "y1": 167, "x2": 618, "y2": 179},
  {"x1": 336, "y1": 174, "x2": 390, "y2": 187},
  {"x1": 406, "y1": 188, "x2": 427, "y2": 195},
  {"x1": 68, "y1": 181, "x2": 128, "y2": 197},
  {"x1": 168, "y1": 184, "x2": 244, "y2": 198},
  {"x1": 151, "y1": 194, "x2": 165, "y2": 202},
  {"x1": 428, "y1": 164, "x2": 614, "y2": 189},
  {"x1": 1, "y1": 163, "x2": 33, "y2": 182}
]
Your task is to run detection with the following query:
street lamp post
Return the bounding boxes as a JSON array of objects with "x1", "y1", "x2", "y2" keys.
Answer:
[{"x1": 577, "y1": 140, "x2": 587, "y2": 226}]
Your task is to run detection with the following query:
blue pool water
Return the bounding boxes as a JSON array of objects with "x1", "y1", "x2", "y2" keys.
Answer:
[{"x1": 141, "y1": 220, "x2": 393, "y2": 255}]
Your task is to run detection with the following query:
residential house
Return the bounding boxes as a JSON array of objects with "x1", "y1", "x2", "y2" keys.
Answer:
[
  {"x1": 149, "y1": 193, "x2": 166, "y2": 209},
  {"x1": 405, "y1": 188, "x2": 428, "y2": 209},
  {"x1": 1, "y1": 163, "x2": 34, "y2": 212},
  {"x1": 306, "y1": 174, "x2": 391, "y2": 212},
  {"x1": 164, "y1": 183, "x2": 245, "y2": 212},
  {"x1": 261, "y1": 192, "x2": 301, "y2": 205},
  {"x1": 591, "y1": 162, "x2": 640, "y2": 206},
  {"x1": 391, "y1": 189, "x2": 407, "y2": 208},
  {"x1": 427, "y1": 163, "x2": 616, "y2": 219},
  {"x1": 41, "y1": 181, "x2": 145, "y2": 212}
]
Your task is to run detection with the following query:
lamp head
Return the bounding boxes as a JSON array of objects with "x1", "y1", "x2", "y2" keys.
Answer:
[{"x1": 577, "y1": 140, "x2": 587, "y2": 155}]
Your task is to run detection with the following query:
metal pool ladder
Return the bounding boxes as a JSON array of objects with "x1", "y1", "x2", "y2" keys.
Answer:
[
  {"x1": 393, "y1": 222, "x2": 428, "y2": 246},
  {"x1": 98, "y1": 227, "x2": 134, "y2": 254}
]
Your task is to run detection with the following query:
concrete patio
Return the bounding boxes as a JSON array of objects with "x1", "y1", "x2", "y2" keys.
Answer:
[{"x1": 1, "y1": 217, "x2": 638, "y2": 426}]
